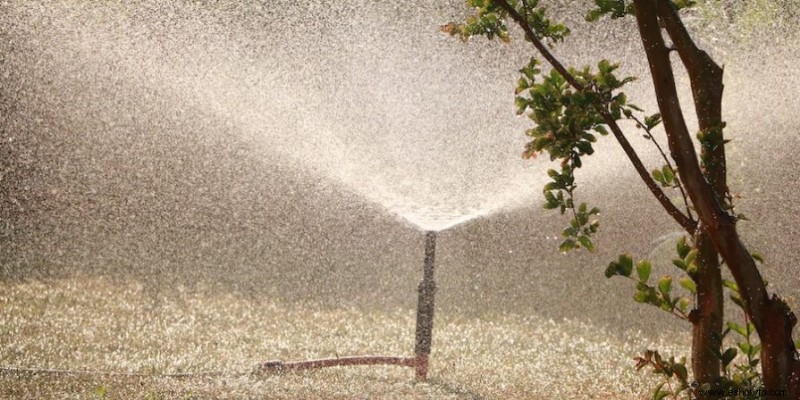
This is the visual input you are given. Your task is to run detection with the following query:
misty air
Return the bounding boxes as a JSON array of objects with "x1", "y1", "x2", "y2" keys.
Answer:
[{"x1": 1, "y1": 1, "x2": 799, "y2": 399}]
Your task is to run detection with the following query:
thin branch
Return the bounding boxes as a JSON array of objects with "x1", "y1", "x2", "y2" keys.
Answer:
[
  {"x1": 655, "y1": 6, "x2": 800, "y2": 394},
  {"x1": 655, "y1": 0, "x2": 728, "y2": 200},
  {"x1": 600, "y1": 111, "x2": 696, "y2": 232},
  {"x1": 519, "y1": 0, "x2": 533, "y2": 24},
  {"x1": 632, "y1": 0, "x2": 769, "y2": 333},
  {"x1": 621, "y1": 276, "x2": 689, "y2": 321},
  {"x1": 493, "y1": 0, "x2": 696, "y2": 233},
  {"x1": 494, "y1": 0, "x2": 584, "y2": 91},
  {"x1": 655, "y1": 1, "x2": 722, "y2": 78},
  {"x1": 629, "y1": 113, "x2": 695, "y2": 222}
]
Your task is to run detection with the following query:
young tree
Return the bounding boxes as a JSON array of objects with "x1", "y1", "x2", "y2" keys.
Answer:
[{"x1": 445, "y1": 1, "x2": 799, "y2": 397}]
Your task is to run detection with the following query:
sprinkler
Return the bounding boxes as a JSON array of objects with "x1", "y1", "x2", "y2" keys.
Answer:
[
  {"x1": 259, "y1": 230, "x2": 440, "y2": 381},
  {"x1": 414, "y1": 230, "x2": 437, "y2": 380}
]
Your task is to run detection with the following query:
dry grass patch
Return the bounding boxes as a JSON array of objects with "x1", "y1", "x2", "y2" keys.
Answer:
[{"x1": 1, "y1": 276, "x2": 687, "y2": 399}]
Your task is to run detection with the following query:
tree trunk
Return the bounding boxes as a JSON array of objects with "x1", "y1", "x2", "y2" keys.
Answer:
[
  {"x1": 691, "y1": 231, "x2": 723, "y2": 393},
  {"x1": 653, "y1": 2, "x2": 726, "y2": 391},
  {"x1": 633, "y1": 1, "x2": 800, "y2": 395}
]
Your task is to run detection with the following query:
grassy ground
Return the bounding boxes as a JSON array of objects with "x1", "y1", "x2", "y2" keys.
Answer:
[{"x1": 0, "y1": 276, "x2": 688, "y2": 399}]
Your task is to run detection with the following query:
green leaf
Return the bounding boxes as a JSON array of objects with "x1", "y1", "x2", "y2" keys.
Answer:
[
  {"x1": 604, "y1": 263, "x2": 617, "y2": 278},
  {"x1": 720, "y1": 347, "x2": 737, "y2": 367},
  {"x1": 575, "y1": 141, "x2": 594, "y2": 157},
  {"x1": 727, "y1": 321, "x2": 747, "y2": 337},
  {"x1": 722, "y1": 279, "x2": 739, "y2": 293},
  {"x1": 673, "y1": 363, "x2": 688, "y2": 381},
  {"x1": 738, "y1": 342, "x2": 754, "y2": 357},
  {"x1": 559, "y1": 238, "x2": 577, "y2": 253},
  {"x1": 515, "y1": 97, "x2": 528, "y2": 115},
  {"x1": 578, "y1": 235, "x2": 595, "y2": 252},
  {"x1": 672, "y1": 0, "x2": 697, "y2": 10},
  {"x1": 636, "y1": 260, "x2": 652, "y2": 283},
  {"x1": 684, "y1": 249, "x2": 698, "y2": 266},
  {"x1": 587, "y1": 0, "x2": 628, "y2": 21},
  {"x1": 606, "y1": 254, "x2": 633, "y2": 278},
  {"x1": 661, "y1": 165, "x2": 675, "y2": 185},
  {"x1": 678, "y1": 277, "x2": 696, "y2": 294},
  {"x1": 653, "y1": 387, "x2": 670, "y2": 400},
  {"x1": 751, "y1": 252, "x2": 764, "y2": 263},
  {"x1": 618, "y1": 254, "x2": 633, "y2": 277},
  {"x1": 633, "y1": 289, "x2": 649, "y2": 303},
  {"x1": 598, "y1": 59, "x2": 612, "y2": 74},
  {"x1": 585, "y1": 9, "x2": 604, "y2": 22},
  {"x1": 627, "y1": 103, "x2": 643, "y2": 112},
  {"x1": 676, "y1": 236, "x2": 690, "y2": 258},
  {"x1": 685, "y1": 259, "x2": 698, "y2": 275},
  {"x1": 651, "y1": 382, "x2": 666, "y2": 400},
  {"x1": 658, "y1": 275, "x2": 673, "y2": 296},
  {"x1": 651, "y1": 169, "x2": 663, "y2": 183},
  {"x1": 644, "y1": 113, "x2": 662, "y2": 129},
  {"x1": 677, "y1": 297, "x2": 690, "y2": 314},
  {"x1": 622, "y1": 108, "x2": 633, "y2": 118}
]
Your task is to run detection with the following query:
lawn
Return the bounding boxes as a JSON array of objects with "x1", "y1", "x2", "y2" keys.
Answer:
[{"x1": 0, "y1": 275, "x2": 687, "y2": 399}]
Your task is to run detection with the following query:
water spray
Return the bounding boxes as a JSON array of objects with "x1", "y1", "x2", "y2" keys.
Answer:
[{"x1": 259, "y1": 230, "x2": 440, "y2": 381}]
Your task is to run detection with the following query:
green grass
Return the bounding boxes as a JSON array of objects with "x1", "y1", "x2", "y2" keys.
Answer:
[{"x1": 0, "y1": 276, "x2": 687, "y2": 399}]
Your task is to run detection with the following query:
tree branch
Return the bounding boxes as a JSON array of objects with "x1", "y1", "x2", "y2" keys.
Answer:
[
  {"x1": 494, "y1": 0, "x2": 584, "y2": 90},
  {"x1": 653, "y1": 2, "x2": 799, "y2": 393},
  {"x1": 631, "y1": 0, "x2": 768, "y2": 334},
  {"x1": 494, "y1": 0, "x2": 696, "y2": 232},
  {"x1": 598, "y1": 111, "x2": 696, "y2": 232},
  {"x1": 655, "y1": 0, "x2": 728, "y2": 200},
  {"x1": 629, "y1": 113, "x2": 694, "y2": 221}
]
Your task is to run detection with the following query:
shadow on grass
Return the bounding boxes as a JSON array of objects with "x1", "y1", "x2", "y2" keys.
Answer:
[{"x1": 425, "y1": 378, "x2": 488, "y2": 400}]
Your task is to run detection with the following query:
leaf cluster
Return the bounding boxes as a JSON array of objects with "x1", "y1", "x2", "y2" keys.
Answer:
[
  {"x1": 517, "y1": 59, "x2": 635, "y2": 164},
  {"x1": 441, "y1": 0, "x2": 569, "y2": 44},
  {"x1": 586, "y1": 0, "x2": 634, "y2": 22},
  {"x1": 585, "y1": 0, "x2": 696, "y2": 22},
  {"x1": 446, "y1": 1, "x2": 657, "y2": 256},
  {"x1": 558, "y1": 202, "x2": 600, "y2": 252},
  {"x1": 444, "y1": 2, "x2": 770, "y2": 400},
  {"x1": 610, "y1": 237, "x2": 775, "y2": 399},
  {"x1": 605, "y1": 254, "x2": 692, "y2": 318},
  {"x1": 634, "y1": 350, "x2": 691, "y2": 399},
  {"x1": 515, "y1": 57, "x2": 636, "y2": 253},
  {"x1": 441, "y1": 0, "x2": 510, "y2": 42},
  {"x1": 715, "y1": 280, "x2": 763, "y2": 394}
]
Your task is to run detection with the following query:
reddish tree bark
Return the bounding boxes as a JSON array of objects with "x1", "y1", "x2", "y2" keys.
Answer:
[
  {"x1": 488, "y1": 0, "x2": 799, "y2": 394},
  {"x1": 633, "y1": 1, "x2": 800, "y2": 395},
  {"x1": 653, "y1": 1, "x2": 727, "y2": 392}
]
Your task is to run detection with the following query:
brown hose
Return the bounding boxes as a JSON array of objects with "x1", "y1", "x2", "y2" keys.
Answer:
[{"x1": 259, "y1": 355, "x2": 418, "y2": 372}]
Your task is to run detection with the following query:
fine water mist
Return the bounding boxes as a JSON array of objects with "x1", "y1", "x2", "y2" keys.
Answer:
[
  {"x1": 2, "y1": 1, "x2": 557, "y2": 232},
  {"x1": 2, "y1": 3, "x2": 800, "y2": 399},
  {"x1": 2, "y1": 0, "x2": 800, "y2": 334}
]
